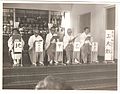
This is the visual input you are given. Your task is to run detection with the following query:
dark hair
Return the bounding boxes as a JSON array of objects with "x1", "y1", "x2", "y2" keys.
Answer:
[
  {"x1": 12, "y1": 28, "x2": 20, "y2": 34},
  {"x1": 84, "y1": 27, "x2": 89, "y2": 30},
  {"x1": 61, "y1": 27, "x2": 65, "y2": 31},
  {"x1": 50, "y1": 26, "x2": 55, "y2": 30}
]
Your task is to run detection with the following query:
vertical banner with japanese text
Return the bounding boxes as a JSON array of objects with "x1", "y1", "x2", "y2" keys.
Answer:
[
  {"x1": 92, "y1": 42, "x2": 98, "y2": 62},
  {"x1": 105, "y1": 30, "x2": 114, "y2": 61}
]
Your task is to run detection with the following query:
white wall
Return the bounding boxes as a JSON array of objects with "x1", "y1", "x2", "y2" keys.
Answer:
[
  {"x1": 70, "y1": 4, "x2": 106, "y2": 56},
  {"x1": 70, "y1": 4, "x2": 94, "y2": 35},
  {"x1": 70, "y1": 4, "x2": 117, "y2": 59},
  {"x1": 91, "y1": 5, "x2": 106, "y2": 57}
]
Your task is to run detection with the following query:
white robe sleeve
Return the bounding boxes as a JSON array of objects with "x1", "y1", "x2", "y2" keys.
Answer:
[
  {"x1": 75, "y1": 33, "x2": 81, "y2": 42},
  {"x1": 8, "y1": 37, "x2": 13, "y2": 52},
  {"x1": 45, "y1": 33, "x2": 52, "y2": 50},
  {"x1": 79, "y1": 33, "x2": 87, "y2": 48},
  {"x1": 28, "y1": 36, "x2": 34, "y2": 50},
  {"x1": 21, "y1": 38, "x2": 25, "y2": 50},
  {"x1": 63, "y1": 36, "x2": 69, "y2": 49}
]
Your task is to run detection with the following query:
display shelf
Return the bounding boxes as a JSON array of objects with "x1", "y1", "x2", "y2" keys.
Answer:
[
  {"x1": 3, "y1": 8, "x2": 63, "y2": 35},
  {"x1": 15, "y1": 9, "x2": 49, "y2": 34}
]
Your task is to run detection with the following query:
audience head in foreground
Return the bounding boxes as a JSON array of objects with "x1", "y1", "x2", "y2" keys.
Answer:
[{"x1": 35, "y1": 75, "x2": 74, "y2": 90}]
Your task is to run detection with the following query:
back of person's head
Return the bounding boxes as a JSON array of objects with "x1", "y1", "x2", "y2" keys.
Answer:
[
  {"x1": 35, "y1": 80, "x2": 45, "y2": 90},
  {"x1": 44, "y1": 75, "x2": 65, "y2": 90},
  {"x1": 35, "y1": 75, "x2": 74, "y2": 90}
]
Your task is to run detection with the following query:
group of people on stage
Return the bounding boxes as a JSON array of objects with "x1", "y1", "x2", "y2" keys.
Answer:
[{"x1": 8, "y1": 26, "x2": 92, "y2": 67}]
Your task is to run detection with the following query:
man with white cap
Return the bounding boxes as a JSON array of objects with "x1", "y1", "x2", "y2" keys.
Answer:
[
  {"x1": 28, "y1": 29, "x2": 44, "y2": 66},
  {"x1": 63, "y1": 28, "x2": 75, "y2": 64}
]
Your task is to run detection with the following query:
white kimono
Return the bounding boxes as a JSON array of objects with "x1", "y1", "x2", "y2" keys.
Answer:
[
  {"x1": 73, "y1": 33, "x2": 81, "y2": 63},
  {"x1": 45, "y1": 32, "x2": 56, "y2": 62},
  {"x1": 8, "y1": 36, "x2": 24, "y2": 65},
  {"x1": 28, "y1": 35, "x2": 43, "y2": 65},
  {"x1": 79, "y1": 32, "x2": 87, "y2": 48},
  {"x1": 80, "y1": 32, "x2": 92, "y2": 63},
  {"x1": 55, "y1": 32, "x2": 64, "y2": 63},
  {"x1": 45, "y1": 32, "x2": 53, "y2": 50},
  {"x1": 63, "y1": 35, "x2": 74, "y2": 64}
]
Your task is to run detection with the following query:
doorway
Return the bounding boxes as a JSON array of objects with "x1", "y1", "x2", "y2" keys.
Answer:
[{"x1": 106, "y1": 7, "x2": 115, "y2": 30}]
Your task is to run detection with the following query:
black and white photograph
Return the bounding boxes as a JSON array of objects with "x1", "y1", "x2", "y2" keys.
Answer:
[{"x1": 1, "y1": 0, "x2": 119, "y2": 91}]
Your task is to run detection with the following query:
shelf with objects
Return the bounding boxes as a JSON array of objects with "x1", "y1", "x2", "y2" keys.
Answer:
[
  {"x1": 15, "y1": 9, "x2": 49, "y2": 35},
  {"x1": 49, "y1": 11, "x2": 62, "y2": 29},
  {"x1": 3, "y1": 8, "x2": 14, "y2": 36}
]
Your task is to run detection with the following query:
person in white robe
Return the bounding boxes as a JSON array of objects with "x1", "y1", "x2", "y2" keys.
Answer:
[
  {"x1": 63, "y1": 28, "x2": 74, "y2": 64},
  {"x1": 28, "y1": 29, "x2": 44, "y2": 66},
  {"x1": 73, "y1": 33, "x2": 81, "y2": 64},
  {"x1": 45, "y1": 27, "x2": 58, "y2": 65},
  {"x1": 8, "y1": 28, "x2": 24, "y2": 67},
  {"x1": 80, "y1": 27, "x2": 92, "y2": 64}
]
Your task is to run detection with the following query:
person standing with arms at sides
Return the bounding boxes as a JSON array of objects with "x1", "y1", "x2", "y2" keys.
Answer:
[
  {"x1": 73, "y1": 32, "x2": 81, "y2": 64},
  {"x1": 28, "y1": 29, "x2": 44, "y2": 66},
  {"x1": 8, "y1": 28, "x2": 24, "y2": 67},
  {"x1": 55, "y1": 27, "x2": 65, "y2": 65},
  {"x1": 63, "y1": 28, "x2": 75, "y2": 65},
  {"x1": 45, "y1": 27, "x2": 58, "y2": 65},
  {"x1": 80, "y1": 27, "x2": 92, "y2": 64}
]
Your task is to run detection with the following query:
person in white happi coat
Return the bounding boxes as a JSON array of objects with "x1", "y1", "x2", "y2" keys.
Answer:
[
  {"x1": 45, "y1": 27, "x2": 58, "y2": 65},
  {"x1": 63, "y1": 28, "x2": 75, "y2": 64},
  {"x1": 73, "y1": 33, "x2": 81, "y2": 64},
  {"x1": 80, "y1": 27, "x2": 92, "y2": 64},
  {"x1": 28, "y1": 29, "x2": 44, "y2": 66},
  {"x1": 8, "y1": 28, "x2": 24, "y2": 67},
  {"x1": 55, "y1": 27, "x2": 65, "y2": 65}
]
